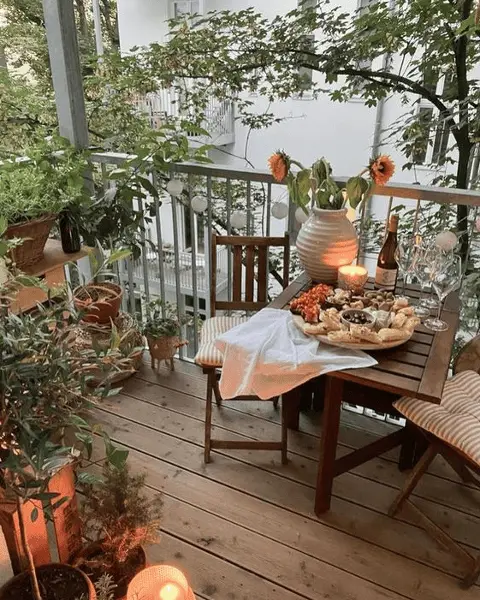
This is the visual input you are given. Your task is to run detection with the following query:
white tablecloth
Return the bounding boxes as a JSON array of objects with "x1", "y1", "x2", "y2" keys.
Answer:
[{"x1": 215, "y1": 308, "x2": 378, "y2": 399}]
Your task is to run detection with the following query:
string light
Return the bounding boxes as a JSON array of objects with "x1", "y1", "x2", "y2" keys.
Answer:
[
  {"x1": 191, "y1": 196, "x2": 208, "y2": 213},
  {"x1": 230, "y1": 211, "x2": 247, "y2": 230},
  {"x1": 166, "y1": 179, "x2": 184, "y2": 197},
  {"x1": 271, "y1": 202, "x2": 289, "y2": 220}
]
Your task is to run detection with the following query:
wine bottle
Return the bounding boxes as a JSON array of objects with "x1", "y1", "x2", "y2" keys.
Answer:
[
  {"x1": 375, "y1": 215, "x2": 398, "y2": 290},
  {"x1": 59, "y1": 210, "x2": 81, "y2": 254}
]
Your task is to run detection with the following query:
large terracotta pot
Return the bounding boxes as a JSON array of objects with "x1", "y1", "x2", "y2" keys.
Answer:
[{"x1": 296, "y1": 207, "x2": 358, "y2": 283}]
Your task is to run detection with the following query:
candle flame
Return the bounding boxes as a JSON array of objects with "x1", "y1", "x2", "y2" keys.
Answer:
[{"x1": 159, "y1": 583, "x2": 183, "y2": 600}]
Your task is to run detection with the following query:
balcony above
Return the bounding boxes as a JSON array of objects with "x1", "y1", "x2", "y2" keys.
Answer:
[{"x1": 132, "y1": 90, "x2": 235, "y2": 147}]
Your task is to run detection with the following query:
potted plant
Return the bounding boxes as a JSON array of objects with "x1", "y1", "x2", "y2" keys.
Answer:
[
  {"x1": 268, "y1": 152, "x2": 395, "y2": 283},
  {"x1": 143, "y1": 299, "x2": 193, "y2": 371},
  {"x1": 0, "y1": 139, "x2": 90, "y2": 269},
  {"x1": 0, "y1": 300, "x2": 129, "y2": 600},
  {"x1": 75, "y1": 462, "x2": 163, "y2": 599},
  {"x1": 73, "y1": 247, "x2": 131, "y2": 324}
]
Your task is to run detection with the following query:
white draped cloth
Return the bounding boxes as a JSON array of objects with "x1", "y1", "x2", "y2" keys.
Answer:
[{"x1": 214, "y1": 308, "x2": 378, "y2": 400}]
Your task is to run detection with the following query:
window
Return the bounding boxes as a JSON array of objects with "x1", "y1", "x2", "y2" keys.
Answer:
[
  {"x1": 171, "y1": 1, "x2": 200, "y2": 18},
  {"x1": 183, "y1": 204, "x2": 205, "y2": 253},
  {"x1": 297, "y1": 34, "x2": 316, "y2": 92}
]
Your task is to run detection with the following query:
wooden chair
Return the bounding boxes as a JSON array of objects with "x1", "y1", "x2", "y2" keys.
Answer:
[
  {"x1": 194, "y1": 233, "x2": 290, "y2": 464},
  {"x1": 389, "y1": 370, "x2": 480, "y2": 588}
]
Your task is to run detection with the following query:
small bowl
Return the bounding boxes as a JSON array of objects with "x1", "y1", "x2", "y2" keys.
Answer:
[{"x1": 340, "y1": 309, "x2": 376, "y2": 330}]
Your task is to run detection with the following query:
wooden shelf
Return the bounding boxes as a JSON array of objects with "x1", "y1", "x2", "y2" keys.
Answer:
[
  {"x1": 23, "y1": 239, "x2": 89, "y2": 277},
  {"x1": 11, "y1": 239, "x2": 90, "y2": 313}
]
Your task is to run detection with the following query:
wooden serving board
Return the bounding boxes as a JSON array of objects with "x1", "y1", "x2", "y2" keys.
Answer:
[{"x1": 292, "y1": 315, "x2": 413, "y2": 351}]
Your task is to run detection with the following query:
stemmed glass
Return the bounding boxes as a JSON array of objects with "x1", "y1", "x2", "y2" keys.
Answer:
[
  {"x1": 424, "y1": 254, "x2": 462, "y2": 332},
  {"x1": 412, "y1": 250, "x2": 433, "y2": 318},
  {"x1": 394, "y1": 237, "x2": 421, "y2": 299}
]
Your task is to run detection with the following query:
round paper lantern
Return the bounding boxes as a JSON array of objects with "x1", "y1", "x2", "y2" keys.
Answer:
[
  {"x1": 435, "y1": 230, "x2": 457, "y2": 252},
  {"x1": 230, "y1": 210, "x2": 247, "y2": 230},
  {"x1": 191, "y1": 195, "x2": 208, "y2": 213},
  {"x1": 166, "y1": 179, "x2": 184, "y2": 197},
  {"x1": 295, "y1": 207, "x2": 309, "y2": 224},
  {"x1": 127, "y1": 565, "x2": 195, "y2": 600},
  {"x1": 271, "y1": 202, "x2": 289, "y2": 220}
]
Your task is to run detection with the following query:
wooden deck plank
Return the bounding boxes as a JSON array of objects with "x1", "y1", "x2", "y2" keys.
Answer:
[
  {"x1": 134, "y1": 362, "x2": 476, "y2": 489},
  {"x1": 91, "y1": 438, "x2": 477, "y2": 600},
  {"x1": 121, "y1": 374, "x2": 480, "y2": 519},
  {"x1": 93, "y1": 399, "x2": 478, "y2": 580}
]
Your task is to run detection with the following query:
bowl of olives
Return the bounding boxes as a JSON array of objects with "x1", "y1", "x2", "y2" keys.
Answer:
[{"x1": 340, "y1": 309, "x2": 376, "y2": 329}]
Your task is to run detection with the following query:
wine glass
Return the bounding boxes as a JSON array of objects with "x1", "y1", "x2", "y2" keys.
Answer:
[
  {"x1": 412, "y1": 250, "x2": 432, "y2": 318},
  {"x1": 394, "y1": 237, "x2": 420, "y2": 299},
  {"x1": 424, "y1": 254, "x2": 462, "y2": 332}
]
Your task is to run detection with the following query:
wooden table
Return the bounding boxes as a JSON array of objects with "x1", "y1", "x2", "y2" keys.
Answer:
[{"x1": 270, "y1": 273, "x2": 460, "y2": 515}]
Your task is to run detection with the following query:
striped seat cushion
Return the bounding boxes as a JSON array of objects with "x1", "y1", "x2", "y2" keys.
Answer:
[
  {"x1": 394, "y1": 370, "x2": 480, "y2": 467},
  {"x1": 195, "y1": 316, "x2": 248, "y2": 367}
]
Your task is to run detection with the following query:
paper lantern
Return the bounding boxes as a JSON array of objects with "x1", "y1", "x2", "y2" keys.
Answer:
[
  {"x1": 191, "y1": 195, "x2": 208, "y2": 213},
  {"x1": 435, "y1": 230, "x2": 457, "y2": 252},
  {"x1": 127, "y1": 565, "x2": 195, "y2": 600},
  {"x1": 271, "y1": 202, "x2": 288, "y2": 220},
  {"x1": 295, "y1": 207, "x2": 309, "y2": 224},
  {"x1": 166, "y1": 179, "x2": 184, "y2": 197},
  {"x1": 230, "y1": 211, "x2": 247, "y2": 230}
]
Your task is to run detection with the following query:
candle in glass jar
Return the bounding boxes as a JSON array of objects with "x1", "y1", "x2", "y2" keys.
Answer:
[{"x1": 338, "y1": 265, "x2": 369, "y2": 292}]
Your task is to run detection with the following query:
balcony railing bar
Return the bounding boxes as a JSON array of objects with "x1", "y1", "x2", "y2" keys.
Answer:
[
  {"x1": 188, "y1": 172, "x2": 200, "y2": 354},
  {"x1": 226, "y1": 178, "x2": 232, "y2": 303},
  {"x1": 206, "y1": 175, "x2": 213, "y2": 319},
  {"x1": 138, "y1": 196, "x2": 151, "y2": 304},
  {"x1": 153, "y1": 172, "x2": 167, "y2": 316},
  {"x1": 170, "y1": 190, "x2": 187, "y2": 360}
]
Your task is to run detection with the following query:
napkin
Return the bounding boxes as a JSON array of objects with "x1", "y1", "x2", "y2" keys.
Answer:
[{"x1": 214, "y1": 308, "x2": 378, "y2": 400}]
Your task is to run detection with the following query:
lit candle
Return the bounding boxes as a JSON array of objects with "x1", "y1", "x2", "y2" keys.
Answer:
[
  {"x1": 338, "y1": 265, "x2": 369, "y2": 292},
  {"x1": 159, "y1": 582, "x2": 184, "y2": 600}
]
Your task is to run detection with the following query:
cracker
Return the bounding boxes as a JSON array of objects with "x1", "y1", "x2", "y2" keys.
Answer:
[
  {"x1": 398, "y1": 306, "x2": 415, "y2": 316},
  {"x1": 327, "y1": 330, "x2": 357, "y2": 343},
  {"x1": 391, "y1": 313, "x2": 408, "y2": 329},
  {"x1": 350, "y1": 325, "x2": 382, "y2": 344},
  {"x1": 304, "y1": 322, "x2": 328, "y2": 335},
  {"x1": 378, "y1": 328, "x2": 409, "y2": 342},
  {"x1": 403, "y1": 316, "x2": 421, "y2": 332}
]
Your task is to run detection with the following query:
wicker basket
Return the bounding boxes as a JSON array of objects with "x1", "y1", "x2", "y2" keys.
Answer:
[
  {"x1": 147, "y1": 335, "x2": 187, "y2": 371},
  {"x1": 5, "y1": 214, "x2": 57, "y2": 269}
]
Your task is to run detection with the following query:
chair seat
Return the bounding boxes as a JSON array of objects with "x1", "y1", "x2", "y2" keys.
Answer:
[
  {"x1": 394, "y1": 370, "x2": 480, "y2": 467},
  {"x1": 195, "y1": 316, "x2": 248, "y2": 367}
]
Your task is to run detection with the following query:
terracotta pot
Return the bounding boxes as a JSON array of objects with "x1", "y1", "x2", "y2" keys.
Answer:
[
  {"x1": 73, "y1": 282, "x2": 123, "y2": 324},
  {"x1": 4, "y1": 214, "x2": 57, "y2": 270},
  {"x1": 74, "y1": 543, "x2": 147, "y2": 599},
  {"x1": 0, "y1": 563, "x2": 96, "y2": 600},
  {"x1": 296, "y1": 207, "x2": 358, "y2": 283}
]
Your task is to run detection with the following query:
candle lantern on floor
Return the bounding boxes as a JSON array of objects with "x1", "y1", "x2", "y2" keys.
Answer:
[
  {"x1": 127, "y1": 565, "x2": 196, "y2": 600},
  {"x1": 338, "y1": 265, "x2": 369, "y2": 293}
]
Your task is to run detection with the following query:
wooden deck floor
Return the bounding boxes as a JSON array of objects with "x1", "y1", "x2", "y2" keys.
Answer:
[{"x1": 93, "y1": 360, "x2": 480, "y2": 600}]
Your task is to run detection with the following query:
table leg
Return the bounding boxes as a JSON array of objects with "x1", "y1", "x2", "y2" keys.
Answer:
[
  {"x1": 399, "y1": 421, "x2": 426, "y2": 471},
  {"x1": 315, "y1": 376, "x2": 343, "y2": 515},
  {"x1": 282, "y1": 387, "x2": 302, "y2": 431}
]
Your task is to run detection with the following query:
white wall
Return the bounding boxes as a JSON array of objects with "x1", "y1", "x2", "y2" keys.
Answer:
[{"x1": 117, "y1": 0, "x2": 170, "y2": 51}]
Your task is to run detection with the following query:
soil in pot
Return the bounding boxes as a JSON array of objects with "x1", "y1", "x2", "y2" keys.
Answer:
[
  {"x1": 77, "y1": 544, "x2": 146, "y2": 599},
  {"x1": 0, "y1": 563, "x2": 91, "y2": 600},
  {"x1": 74, "y1": 283, "x2": 122, "y2": 324}
]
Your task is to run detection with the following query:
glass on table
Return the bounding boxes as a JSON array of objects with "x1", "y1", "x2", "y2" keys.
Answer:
[
  {"x1": 412, "y1": 253, "x2": 432, "y2": 318},
  {"x1": 424, "y1": 254, "x2": 462, "y2": 332},
  {"x1": 394, "y1": 237, "x2": 421, "y2": 299}
]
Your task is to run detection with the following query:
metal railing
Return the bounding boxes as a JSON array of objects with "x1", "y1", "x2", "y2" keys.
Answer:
[
  {"x1": 131, "y1": 91, "x2": 235, "y2": 146},
  {"x1": 92, "y1": 151, "x2": 480, "y2": 367}
]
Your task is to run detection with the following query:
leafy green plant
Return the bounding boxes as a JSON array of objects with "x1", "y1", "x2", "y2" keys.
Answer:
[
  {"x1": 0, "y1": 300, "x2": 128, "y2": 600},
  {"x1": 143, "y1": 299, "x2": 195, "y2": 338},
  {"x1": 0, "y1": 137, "x2": 90, "y2": 225},
  {"x1": 79, "y1": 462, "x2": 163, "y2": 572}
]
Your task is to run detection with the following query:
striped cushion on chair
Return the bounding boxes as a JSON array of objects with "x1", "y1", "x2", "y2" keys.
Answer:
[
  {"x1": 394, "y1": 370, "x2": 480, "y2": 467},
  {"x1": 195, "y1": 316, "x2": 248, "y2": 367}
]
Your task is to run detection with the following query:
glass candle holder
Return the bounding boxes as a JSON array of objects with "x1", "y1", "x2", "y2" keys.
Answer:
[{"x1": 337, "y1": 265, "x2": 369, "y2": 293}]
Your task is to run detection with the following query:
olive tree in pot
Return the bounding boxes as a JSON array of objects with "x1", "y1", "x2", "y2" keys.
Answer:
[
  {"x1": 0, "y1": 301, "x2": 129, "y2": 600},
  {"x1": 75, "y1": 463, "x2": 163, "y2": 599},
  {"x1": 143, "y1": 299, "x2": 195, "y2": 371}
]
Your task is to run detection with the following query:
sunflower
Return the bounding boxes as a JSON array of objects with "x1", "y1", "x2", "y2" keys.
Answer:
[
  {"x1": 369, "y1": 155, "x2": 395, "y2": 185},
  {"x1": 268, "y1": 151, "x2": 290, "y2": 182}
]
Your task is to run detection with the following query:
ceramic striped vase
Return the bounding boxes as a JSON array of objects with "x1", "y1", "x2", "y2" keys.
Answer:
[{"x1": 296, "y1": 207, "x2": 358, "y2": 284}]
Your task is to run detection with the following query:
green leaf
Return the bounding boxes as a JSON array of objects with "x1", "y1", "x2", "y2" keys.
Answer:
[
  {"x1": 108, "y1": 168, "x2": 128, "y2": 179},
  {"x1": 297, "y1": 169, "x2": 311, "y2": 196},
  {"x1": 106, "y1": 445, "x2": 129, "y2": 470},
  {"x1": 107, "y1": 249, "x2": 131, "y2": 265},
  {"x1": 346, "y1": 176, "x2": 369, "y2": 209},
  {"x1": 31, "y1": 507, "x2": 39, "y2": 522},
  {"x1": 0, "y1": 216, "x2": 7, "y2": 235},
  {"x1": 136, "y1": 175, "x2": 159, "y2": 198},
  {"x1": 52, "y1": 497, "x2": 69, "y2": 511}
]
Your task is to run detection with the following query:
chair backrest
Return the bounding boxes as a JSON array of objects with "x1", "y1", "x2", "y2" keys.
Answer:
[
  {"x1": 453, "y1": 334, "x2": 480, "y2": 375},
  {"x1": 210, "y1": 234, "x2": 290, "y2": 316}
]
